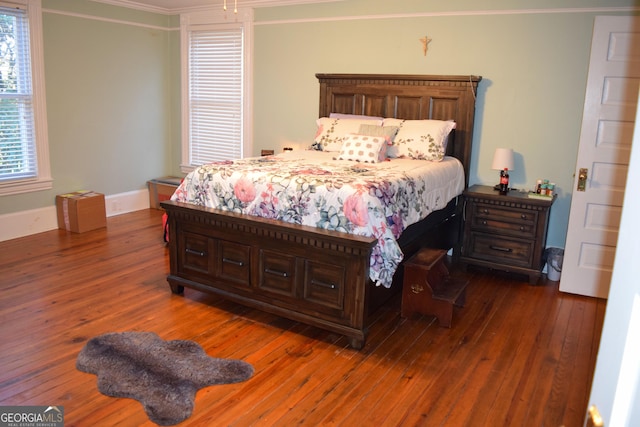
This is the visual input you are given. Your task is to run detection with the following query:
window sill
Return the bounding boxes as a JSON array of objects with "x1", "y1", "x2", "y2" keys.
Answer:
[{"x1": 0, "y1": 177, "x2": 53, "y2": 196}]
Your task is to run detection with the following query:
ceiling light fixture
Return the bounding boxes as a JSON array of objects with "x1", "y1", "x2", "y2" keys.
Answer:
[{"x1": 223, "y1": 0, "x2": 238, "y2": 13}]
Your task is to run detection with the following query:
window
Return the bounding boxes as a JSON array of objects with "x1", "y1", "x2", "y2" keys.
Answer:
[
  {"x1": 181, "y1": 9, "x2": 253, "y2": 172},
  {"x1": 0, "y1": 0, "x2": 50, "y2": 195}
]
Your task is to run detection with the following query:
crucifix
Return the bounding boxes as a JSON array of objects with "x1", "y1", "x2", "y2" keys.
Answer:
[{"x1": 419, "y1": 36, "x2": 432, "y2": 56}]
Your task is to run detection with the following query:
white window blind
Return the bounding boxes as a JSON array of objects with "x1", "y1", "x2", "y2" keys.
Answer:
[
  {"x1": 188, "y1": 25, "x2": 243, "y2": 166},
  {"x1": 0, "y1": 5, "x2": 36, "y2": 182}
]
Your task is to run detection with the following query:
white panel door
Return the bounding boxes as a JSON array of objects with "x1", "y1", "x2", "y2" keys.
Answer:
[
  {"x1": 586, "y1": 88, "x2": 640, "y2": 427},
  {"x1": 560, "y1": 16, "x2": 640, "y2": 298}
]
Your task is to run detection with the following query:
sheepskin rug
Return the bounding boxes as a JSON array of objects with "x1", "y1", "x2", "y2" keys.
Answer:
[{"x1": 76, "y1": 331, "x2": 254, "y2": 425}]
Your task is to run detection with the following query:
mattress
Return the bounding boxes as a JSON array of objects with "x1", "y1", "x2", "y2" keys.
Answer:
[{"x1": 171, "y1": 150, "x2": 464, "y2": 287}]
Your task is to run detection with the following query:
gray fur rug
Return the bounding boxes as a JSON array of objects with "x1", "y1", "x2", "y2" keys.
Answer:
[{"x1": 76, "y1": 331, "x2": 254, "y2": 426}]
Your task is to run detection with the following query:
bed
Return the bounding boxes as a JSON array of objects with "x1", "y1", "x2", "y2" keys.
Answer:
[{"x1": 161, "y1": 74, "x2": 481, "y2": 349}]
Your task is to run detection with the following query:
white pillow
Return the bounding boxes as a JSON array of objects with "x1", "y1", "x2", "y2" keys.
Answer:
[
  {"x1": 313, "y1": 117, "x2": 383, "y2": 152},
  {"x1": 335, "y1": 134, "x2": 387, "y2": 163},
  {"x1": 382, "y1": 118, "x2": 456, "y2": 161}
]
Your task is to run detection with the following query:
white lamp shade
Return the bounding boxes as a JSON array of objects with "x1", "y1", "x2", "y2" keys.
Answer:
[{"x1": 492, "y1": 148, "x2": 515, "y2": 171}]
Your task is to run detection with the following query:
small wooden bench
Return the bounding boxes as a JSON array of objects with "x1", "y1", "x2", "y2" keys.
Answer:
[{"x1": 401, "y1": 248, "x2": 468, "y2": 327}]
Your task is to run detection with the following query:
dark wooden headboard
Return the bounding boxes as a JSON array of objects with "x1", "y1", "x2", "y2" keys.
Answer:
[{"x1": 316, "y1": 74, "x2": 481, "y2": 188}]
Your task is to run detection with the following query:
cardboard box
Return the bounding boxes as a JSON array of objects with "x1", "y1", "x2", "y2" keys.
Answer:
[
  {"x1": 148, "y1": 176, "x2": 182, "y2": 209},
  {"x1": 56, "y1": 191, "x2": 107, "y2": 233}
]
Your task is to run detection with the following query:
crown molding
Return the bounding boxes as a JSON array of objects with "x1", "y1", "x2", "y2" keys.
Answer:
[{"x1": 89, "y1": 0, "x2": 343, "y2": 15}]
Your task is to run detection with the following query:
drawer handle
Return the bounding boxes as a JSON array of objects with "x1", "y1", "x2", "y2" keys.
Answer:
[
  {"x1": 223, "y1": 257, "x2": 244, "y2": 267},
  {"x1": 311, "y1": 279, "x2": 337, "y2": 290},
  {"x1": 482, "y1": 208, "x2": 489, "y2": 214},
  {"x1": 482, "y1": 220, "x2": 488, "y2": 226},
  {"x1": 521, "y1": 214, "x2": 527, "y2": 220},
  {"x1": 489, "y1": 245, "x2": 513, "y2": 253},
  {"x1": 520, "y1": 226, "x2": 525, "y2": 232},
  {"x1": 265, "y1": 268, "x2": 288, "y2": 278},
  {"x1": 411, "y1": 283, "x2": 424, "y2": 294},
  {"x1": 185, "y1": 248, "x2": 206, "y2": 257}
]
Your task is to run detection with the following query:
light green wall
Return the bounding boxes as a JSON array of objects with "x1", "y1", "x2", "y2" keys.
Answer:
[
  {"x1": 1, "y1": 0, "x2": 178, "y2": 215},
  {"x1": 252, "y1": 0, "x2": 639, "y2": 249},
  {"x1": 2, "y1": 0, "x2": 638, "y2": 251}
]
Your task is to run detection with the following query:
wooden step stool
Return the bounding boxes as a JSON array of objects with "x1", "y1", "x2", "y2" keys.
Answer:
[{"x1": 401, "y1": 248, "x2": 468, "y2": 327}]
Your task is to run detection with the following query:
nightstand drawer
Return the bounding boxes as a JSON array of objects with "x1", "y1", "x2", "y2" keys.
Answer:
[
  {"x1": 466, "y1": 233, "x2": 534, "y2": 267},
  {"x1": 472, "y1": 203, "x2": 538, "y2": 238}
]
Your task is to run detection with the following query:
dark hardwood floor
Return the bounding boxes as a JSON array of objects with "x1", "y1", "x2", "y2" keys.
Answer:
[{"x1": 0, "y1": 209, "x2": 606, "y2": 426}]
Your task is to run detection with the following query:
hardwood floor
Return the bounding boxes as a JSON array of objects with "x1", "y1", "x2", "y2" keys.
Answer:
[{"x1": 0, "y1": 209, "x2": 606, "y2": 426}]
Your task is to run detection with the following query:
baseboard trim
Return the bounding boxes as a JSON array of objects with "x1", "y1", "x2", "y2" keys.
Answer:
[{"x1": 0, "y1": 189, "x2": 151, "y2": 242}]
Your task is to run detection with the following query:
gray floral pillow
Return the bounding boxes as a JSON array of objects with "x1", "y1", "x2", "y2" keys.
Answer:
[{"x1": 312, "y1": 117, "x2": 382, "y2": 151}]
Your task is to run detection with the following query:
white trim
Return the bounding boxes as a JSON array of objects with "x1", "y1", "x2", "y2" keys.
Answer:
[
  {"x1": 89, "y1": 0, "x2": 172, "y2": 15},
  {"x1": 0, "y1": 177, "x2": 53, "y2": 196},
  {"x1": 89, "y1": 0, "x2": 342, "y2": 15},
  {"x1": 255, "y1": 6, "x2": 640, "y2": 26},
  {"x1": 244, "y1": 10, "x2": 254, "y2": 161},
  {"x1": 88, "y1": 0, "x2": 640, "y2": 17},
  {"x1": 0, "y1": 1, "x2": 27, "y2": 9},
  {"x1": 180, "y1": 7, "x2": 254, "y2": 173},
  {"x1": 104, "y1": 189, "x2": 151, "y2": 216},
  {"x1": 43, "y1": 8, "x2": 178, "y2": 31},
  {"x1": 28, "y1": 0, "x2": 51, "y2": 190},
  {"x1": 0, "y1": 0, "x2": 52, "y2": 195},
  {"x1": 180, "y1": 13, "x2": 189, "y2": 170},
  {"x1": 42, "y1": 6, "x2": 640, "y2": 32},
  {"x1": 0, "y1": 189, "x2": 151, "y2": 242},
  {"x1": 0, "y1": 205, "x2": 58, "y2": 241},
  {"x1": 180, "y1": 6, "x2": 253, "y2": 25}
]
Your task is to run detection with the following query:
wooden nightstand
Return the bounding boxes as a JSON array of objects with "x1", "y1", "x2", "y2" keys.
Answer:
[{"x1": 460, "y1": 185, "x2": 556, "y2": 284}]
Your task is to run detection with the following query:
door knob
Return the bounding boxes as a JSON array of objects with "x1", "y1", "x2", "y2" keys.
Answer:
[
  {"x1": 586, "y1": 405, "x2": 603, "y2": 427},
  {"x1": 577, "y1": 168, "x2": 588, "y2": 192}
]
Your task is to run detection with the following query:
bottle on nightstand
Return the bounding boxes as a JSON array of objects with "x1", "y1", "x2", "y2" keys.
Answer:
[{"x1": 499, "y1": 168, "x2": 509, "y2": 195}]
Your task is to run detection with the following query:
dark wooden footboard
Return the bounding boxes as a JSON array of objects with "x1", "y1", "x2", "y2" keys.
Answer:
[{"x1": 162, "y1": 200, "x2": 378, "y2": 349}]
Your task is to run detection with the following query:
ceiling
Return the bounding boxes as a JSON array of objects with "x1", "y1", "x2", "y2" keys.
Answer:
[{"x1": 94, "y1": 0, "x2": 340, "y2": 14}]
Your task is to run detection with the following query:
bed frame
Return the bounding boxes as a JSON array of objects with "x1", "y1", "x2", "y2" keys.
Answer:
[{"x1": 161, "y1": 74, "x2": 481, "y2": 349}]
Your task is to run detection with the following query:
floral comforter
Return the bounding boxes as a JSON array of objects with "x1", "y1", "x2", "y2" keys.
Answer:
[{"x1": 171, "y1": 150, "x2": 464, "y2": 287}]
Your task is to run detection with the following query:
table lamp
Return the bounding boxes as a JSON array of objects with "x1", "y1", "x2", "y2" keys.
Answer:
[{"x1": 491, "y1": 148, "x2": 514, "y2": 192}]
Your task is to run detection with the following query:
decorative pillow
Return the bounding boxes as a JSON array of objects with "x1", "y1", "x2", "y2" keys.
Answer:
[
  {"x1": 358, "y1": 124, "x2": 400, "y2": 145},
  {"x1": 382, "y1": 118, "x2": 456, "y2": 161},
  {"x1": 313, "y1": 117, "x2": 383, "y2": 152},
  {"x1": 335, "y1": 134, "x2": 387, "y2": 163}
]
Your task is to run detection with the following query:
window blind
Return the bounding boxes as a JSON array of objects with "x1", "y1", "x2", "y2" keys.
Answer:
[
  {"x1": 0, "y1": 5, "x2": 36, "y2": 182},
  {"x1": 188, "y1": 26, "x2": 243, "y2": 166}
]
